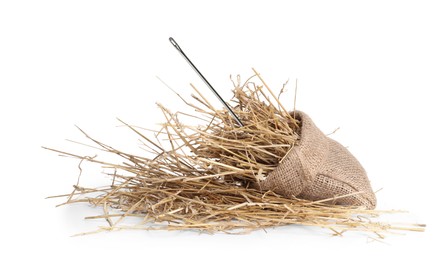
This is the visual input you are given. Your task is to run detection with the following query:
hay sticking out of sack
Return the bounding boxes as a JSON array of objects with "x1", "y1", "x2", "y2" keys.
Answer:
[{"x1": 46, "y1": 70, "x2": 425, "y2": 236}]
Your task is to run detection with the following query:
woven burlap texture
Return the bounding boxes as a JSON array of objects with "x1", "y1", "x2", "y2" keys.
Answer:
[{"x1": 259, "y1": 111, "x2": 376, "y2": 209}]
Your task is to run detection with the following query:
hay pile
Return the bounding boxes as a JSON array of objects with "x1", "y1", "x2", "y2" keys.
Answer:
[{"x1": 46, "y1": 69, "x2": 425, "y2": 236}]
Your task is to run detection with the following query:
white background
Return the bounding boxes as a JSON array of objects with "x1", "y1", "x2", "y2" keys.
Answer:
[{"x1": 1, "y1": 0, "x2": 447, "y2": 259}]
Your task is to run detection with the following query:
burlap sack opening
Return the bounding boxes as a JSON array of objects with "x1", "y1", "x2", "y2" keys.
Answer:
[{"x1": 259, "y1": 111, "x2": 376, "y2": 209}]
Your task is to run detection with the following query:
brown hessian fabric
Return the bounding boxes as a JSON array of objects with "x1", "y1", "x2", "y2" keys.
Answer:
[{"x1": 259, "y1": 111, "x2": 376, "y2": 209}]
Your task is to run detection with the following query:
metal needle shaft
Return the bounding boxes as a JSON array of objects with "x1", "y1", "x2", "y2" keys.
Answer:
[{"x1": 169, "y1": 37, "x2": 244, "y2": 127}]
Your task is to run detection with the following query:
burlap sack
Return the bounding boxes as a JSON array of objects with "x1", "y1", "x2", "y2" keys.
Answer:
[{"x1": 259, "y1": 111, "x2": 376, "y2": 209}]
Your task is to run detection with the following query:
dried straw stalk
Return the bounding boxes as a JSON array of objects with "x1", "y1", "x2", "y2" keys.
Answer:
[{"x1": 46, "y1": 69, "x2": 425, "y2": 237}]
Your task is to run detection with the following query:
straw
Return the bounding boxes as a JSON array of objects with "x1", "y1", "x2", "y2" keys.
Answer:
[{"x1": 45, "y1": 73, "x2": 425, "y2": 237}]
